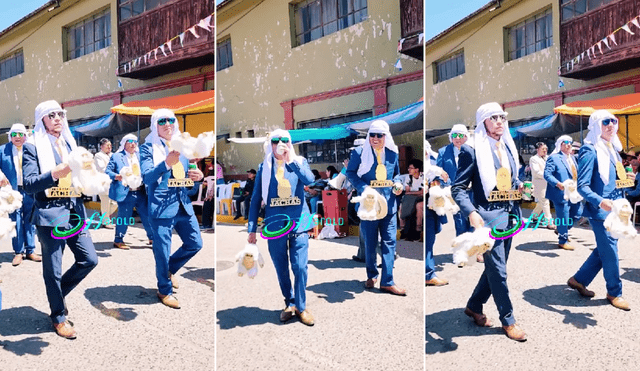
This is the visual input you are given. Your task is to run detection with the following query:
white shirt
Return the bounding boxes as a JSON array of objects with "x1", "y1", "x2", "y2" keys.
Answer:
[
  {"x1": 403, "y1": 173, "x2": 424, "y2": 192},
  {"x1": 12, "y1": 145, "x2": 23, "y2": 186},
  {"x1": 488, "y1": 137, "x2": 511, "y2": 175},
  {"x1": 94, "y1": 151, "x2": 111, "y2": 173},
  {"x1": 453, "y1": 146, "x2": 461, "y2": 166}
]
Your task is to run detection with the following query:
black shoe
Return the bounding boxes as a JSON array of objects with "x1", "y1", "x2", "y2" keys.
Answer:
[
  {"x1": 233, "y1": 215, "x2": 241, "y2": 220},
  {"x1": 352, "y1": 255, "x2": 365, "y2": 263}
]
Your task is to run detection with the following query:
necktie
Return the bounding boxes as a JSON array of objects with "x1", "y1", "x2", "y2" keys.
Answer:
[
  {"x1": 275, "y1": 160, "x2": 291, "y2": 198},
  {"x1": 17, "y1": 146, "x2": 23, "y2": 186},
  {"x1": 166, "y1": 142, "x2": 184, "y2": 179},
  {"x1": 375, "y1": 149, "x2": 386, "y2": 180},
  {"x1": 569, "y1": 157, "x2": 577, "y2": 180},
  {"x1": 495, "y1": 142, "x2": 510, "y2": 176},
  {"x1": 56, "y1": 137, "x2": 68, "y2": 163}
]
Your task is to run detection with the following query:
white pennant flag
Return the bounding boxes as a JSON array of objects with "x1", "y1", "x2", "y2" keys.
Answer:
[
  {"x1": 622, "y1": 24, "x2": 635, "y2": 35},
  {"x1": 602, "y1": 37, "x2": 610, "y2": 50},
  {"x1": 204, "y1": 15, "x2": 213, "y2": 28},
  {"x1": 597, "y1": 41, "x2": 603, "y2": 54},
  {"x1": 395, "y1": 58, "x2": 402, "y2": 71},
  {"x1": 198, "y1": 18, "x2": 212, "y2": 32},
  {"x1": 586, "y1": 48, "x2": 591, "y2": 60},
  {"x1": 167, "y1": 40, "x2": 173, "y2": 54},
  {"x1": 144, "y1": 54, "x2": 148, "y2": 64},
  {"x1": 398, "y1": 38, "x2": 405, "y2": 51},
  {"x1": 418, "y1": 33, "x2": 424, "y2": 44},
  {"x1": 632, "y1": 18, "x2": 640, "y2": 29},
  {"x1": 179, "y1": 32, "x2": 186, "y2": 47},
  {"x1": 609, "y1": 34, "x2": 617, "y2": 46},
  {"x1": 154, "y1": 49, "x2": 158, "y2": 60},
  {"x1": 188, "y1": 26, "x2": 200, "y2": 38},
  {"x1": 591, "y1": 45, "x2": 597, "y2": 58},
  {"x1": 159, "y1": 44, "x2": 167, "y2": 57}
]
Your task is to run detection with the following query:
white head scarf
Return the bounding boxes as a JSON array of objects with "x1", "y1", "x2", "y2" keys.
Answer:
[
  {"x1": 144, "y1": 108, "x2": 181, "y2": 168},
  {"x1": 584, "y1": 109, "x2": 622, "y2": 185},
  {"x1": 33, "y1": 100, "x2": 77, "y2": 173},
  {"x1": 449, "y1": 124, "x2": 470, "y2": 142},
  {"x1": 425, "y1": 140, "x2": 438, "y2": 160},
  {"x1": 552, "y1": 135, "x2": 573, "y2": 155},
  {"x1": 474, "y1": 102, "x2": 520, "y2": 198},
  {"x1": 357, "y1": 120, "x2": 398, "y2": 177},
  {"x1": 260, "y1": 129, "x2": 304, "y2": 204},
  {"x1": 8, "y1": 123, "x2": 27, "y2": 142},
  {"x1": 117, "y1": 133, "x2": 140, "y2": 154}
]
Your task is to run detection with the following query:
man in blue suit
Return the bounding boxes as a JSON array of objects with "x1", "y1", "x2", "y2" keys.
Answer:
[
  {"x1": 437, "y1": 124, "x2": 472, "y2": 237},
  {"x1": 140, "y1": 109, "x2": 203, "y2": 309},
  {"x1": 0, "y1": 124, "x2": 40, "y2": 266},
  {"x1": 567, "y1": 110, "x2": 634, "y2": 311},
  {"x1": 23, "y1": 100, "x2": 98, "y2": 339},
  {"x1": 105, "y1": 134, "x2": 154, "y2": 249},
  {"x1": 544, "y1": 135, "x2": 582, "y2": 251},
  {"x1": 452, "y1": 102, "x2": 526, "y2": 342},
  {"x1": 247, "y1": 129, "x2": 316, "y2": 326},
  {"x1": 426, "y1": 141, "x2": 448, "y2": 287},
  {"x1": 346, "y1": 120, "x2": 406, "y2": 296}
]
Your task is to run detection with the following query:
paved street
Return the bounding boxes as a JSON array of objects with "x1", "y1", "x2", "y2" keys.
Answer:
[
  {"x1": 216, "y1": 223, "x2": 424, "y2": 371},
  {"x1": 426, "y1": 207, "x2": 640, "y2": 370},
  {"x1": 0, "y1": 210, "x2": 214, "y2": 370}
]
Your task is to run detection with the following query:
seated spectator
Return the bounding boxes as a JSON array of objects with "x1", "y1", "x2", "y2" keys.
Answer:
[
  {"x1": 626, "y1": 160, "x2": 640, "y2": 219},
  {"x1": 399, "y1": 159, "x2": 424, "y2": 241},
  {"x1": 233, "y1": 169, "x2": 256, "y2": 220},
  {"x1": 304, "y1": 170, "x2": 326, "y2": 216},
  {"x1": 326, "y1": 165, "x2": 339, "y2": 181}
]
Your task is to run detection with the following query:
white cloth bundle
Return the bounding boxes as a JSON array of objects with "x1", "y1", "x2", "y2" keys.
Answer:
[
  {"x1": 68, "y1": 147, "x2": 112, "y2": 196},
  {"x1": 119, "y1": 166, "x2": 143, "y2": 189},
  {"x1": 562, "y1": 179, "x2": 583, "y2": 204},
  {"x1": 603, "y1": 199, "x2": 637, "y2": 239},
  {"x1": 0, "y1": 185, "x2": 21, "y2": 240},
  {"x1": 451, "y1": 227, "x2": 495, "y2": 266},
  {"x1": 427, "y1": 185, "x2": 459, "y2": 216}
]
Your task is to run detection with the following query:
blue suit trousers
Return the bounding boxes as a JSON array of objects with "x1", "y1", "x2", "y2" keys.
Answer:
[
  {"x1": 10, "y1": 189, "x2": 36, "y2": 255},
  {"x1": 574, "y1": 219, "x2": 622, "y2": 297},
  {"x1": 549, "y1": 199, "x2": 581, "y2": 245},
  {"x1": 426, "y1": 214, "x2": 437, "y2": 281},
  {"x1": 361, "y1": 213, "x2": 397, "y2": 287},
  {"x1": 268, "y1": 232, "x2": 309, "y2": 312},
  {"x1": 114, "y1": 190, "x2": 154, "y2": 243}
]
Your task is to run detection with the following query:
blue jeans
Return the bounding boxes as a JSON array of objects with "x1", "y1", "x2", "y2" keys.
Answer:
[
  {"x1": 574, "y1": 219, "x2": 622, "y2": 297},
  {"x1": 453, "y1": 210, "x2": 472, "y2": 237},
  {"x1": 426, "y1": 214, "x2": 437, "y2": 281},
  {"x1": 150, "y1": 207, "x2": 203, "y2": 295},
  {"x1": 268, "y1": 232, "x2": 309, "y2": 311},
  {"x1": 36, "y1": 226, "x2": 98, "y2": 324},
  {"x1": 114, "y1": 191, "x2": 154, "y2": 243},
  {"x1": 10, "y1": 189, "x2": 36, "y2": 255},
  {"x1": 467, "y1": 235, "x2": 516, "y2": 326},
  {"x1": 309, "y1": 195, "x2": 321, "y2": 215},
  {"x1": 361, "y1": 213, "x2": 397, "y2": 287},
  {"x1": 550, "y1": 199, "x2": 581, "y2": 245}
]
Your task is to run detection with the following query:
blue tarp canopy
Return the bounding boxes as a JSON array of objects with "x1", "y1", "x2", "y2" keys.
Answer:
[
  {"x1": 347, "y1": 100, "x2": 424, "y2": 135},
  {"x1": 289, "y1": 125, "x2": 356, "y2": 144},
  {"x1": 69, "y1": 113, "x2": 150, "y2": 137},
  {"x1": 512, "y1": 114, "x2": 557, "y2": 138}
]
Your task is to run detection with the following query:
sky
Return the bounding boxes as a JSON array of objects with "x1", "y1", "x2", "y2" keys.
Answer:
[
  {"x1": 0, "y1": 0, "x2": 51, "y2": 33},
  {"x1": 425, "y1": 0, "x2": 491, "y2": 41}
]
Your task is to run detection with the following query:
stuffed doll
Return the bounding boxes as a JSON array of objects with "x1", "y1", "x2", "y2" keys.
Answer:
[
  {"x1": 562, "y1": 179, "x2": 583, "y2": 204},
  {"x1": 170, "y1": 131, "x2": 215, "y2": 160},
  {"x1": 236, "y1": 243, "x2": 265, "y2": 279},
  {"x1": 604, "y1": 199, "x2": 637, "y2": 239},
  {"x1": 119, "y1": 166, "x2": 143, "y2": 189},
  {"x1": 350, "y1": 186, "x2": 388, "y2": 221},
  {"x1": 68, "y1": 147, "x2": 111, "y2": 196},
  {"x1": 451, "y1": 227, "x2": 495, "y2": 267}
]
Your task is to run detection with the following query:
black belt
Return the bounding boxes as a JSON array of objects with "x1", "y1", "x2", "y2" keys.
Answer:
[{"x1": 17, "y1": 185, "x2": 24, "y2": 191}]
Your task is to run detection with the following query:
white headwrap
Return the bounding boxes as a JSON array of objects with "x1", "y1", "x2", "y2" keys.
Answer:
[
  {"x1": 584, "y1": 109, "x2": 622, "y2": 185},
  {"x1": 8, "y1": 123, "x2": 27, "y2": 141},
  {"x1": 357, "y1": 120, "x2": 398, "y2": 177},
  {"x1": 33, "y1": 100, "x2": 77, "y2": 174},
  {"x1": 474, "y1": 102, "x2": 520, "y2": 198},
  {"x1": 449, "y1": 124, "x2": 470, "y2": 142},
  {"x1": 144, "y1": 108, "x2": 181, "y2": 168},
  {"x1": 425, "y1": 140, "x2": 438, "y2": 160},
  {"x1": 260, "y1": 129, "x2": 303, "y2": 204},
  {"x1": 552, "y1": 135, "x2": 573, "y2": 155},
  {"x1": 116, "y1": 133, "x2": 140, "y2": 154}
]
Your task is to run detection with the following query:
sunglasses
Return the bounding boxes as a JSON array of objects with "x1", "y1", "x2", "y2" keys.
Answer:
[
  {"x1": 602, "y1": 118, "x2": 618, "y2": 126},
  {"x1": 126, "y1": 139, "x2": 138, "y2": 144},
  {"x1": 451, "y1": 133, "x2": 466, "y2": 139},
  {"x1": 562, "y1": 140, "x2": 572, "y2": 145},
  {"x1": 489, "y1": 114, "x2": 507, "y2": 123},
  {"x1": 157, "y1": 117, "x2": 176, "y2": 126},
  {"x1": 48, "y1": 111, "x2": 65, "y2": 120},
  {"x1": 370, "y1": 133, "x2": 385, "y2": 138},
  {"x1": 271, "y1": 137, "x2": 290, "y2": 144},
  {"x1": 10, "y1": 132, "x2": 25, "y2": 137}
]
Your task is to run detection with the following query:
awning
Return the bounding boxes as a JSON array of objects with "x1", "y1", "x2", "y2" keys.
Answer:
[
  {"x1": 289, "y1": 125, "x2": 356, "y2": 143},
  {"x1": 347, "y1": 99, "x2": 424, "y2": 135},
  {"x1": 111, "y1": 90, "x2": 215, "y2": 115},
  {"x1": 513, "y1": 114, "x2": 559, "y2": 138},
  {"x1": 69, "y1": 114, "x2": 151, "y2": 137}
]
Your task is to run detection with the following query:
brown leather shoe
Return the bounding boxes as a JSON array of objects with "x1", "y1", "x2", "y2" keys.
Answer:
[
  {"x1": 607, "y1": 295, "x2": 631, "y2": 311},
  {"x1": 157, "y1": 292, "x2": 180, "y2": 309},
  {"x1": 53, "y1": 321, "x2": 77, "y2": 339},
  {"x1": 503, "y1": 324, "x2": 527, "y2": 342},
  {"x1": 25, "y1": 253, "x2": 42, "y2": 262},
  {"x1": 12, "y1": 254, "x2": 23, "y2": 266},
  {"x1": 425, "y1": 277, "x2": 449, "y2": 286},
  {"x1": 476, "y1": 254, "x2": 484, "y2": 263},
  {"x1": 104, "y1": 224, "x2": 115, "y2": 229},
  {"x1": 148, "y1": 240, "x2": 153, "y2": 245},
  {"x1": 558, "y1": 243, "x2": 575, "y2": 251},
  {"x1": 567, "y1": 277, "x2": 595, "y2": 297},
  {"x1": 380, "y1": 285, "x2": 407, "y2": 296},
  {"x1": 169, "y1": 273, "x2": 179, "y2": 289},
  {"x1": 364, "y1": 278, "x2": 377, "y2": 289},
  {"x1": 295, "y1": 309, "x2": 315, "y2": 326},
  {"x1": 280, "y1": 306, "x2": 296, "y2": 322},
  {"x1": 113, "y1": 242, "x2": 130, "y2": 250},
  {"x1": 464, "y1": 308, "x2": 492, "y2": 327}
]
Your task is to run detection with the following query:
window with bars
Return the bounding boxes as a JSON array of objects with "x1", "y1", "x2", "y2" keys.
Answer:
[
  {"x1": 0, "y1": 50, "x2": 24, "y2": 81},
  {"x1": 66, "y1": 9, "x2": 111, "y2": 61},
  {"x1": 507, "y1": 8, "x2": 553, "y2": 61},
  {"x1": 216, "y1": 38, "x2": 233, "y2": 71},
  {"x1": 298, "y1": 111, "x2": 371, "y2": 164},
  {"x1": 434, "y1": 50, "x2": 464, "y2": 83},
  {"x1": 119, "y1": 0, "x2": 173, "y2": 22},
  {"x1": 561, "y1": 0, "x2": 615, "y2": 22},
  {"x1": 293, "y1": 0, "x2": 368, "y2": 47}
]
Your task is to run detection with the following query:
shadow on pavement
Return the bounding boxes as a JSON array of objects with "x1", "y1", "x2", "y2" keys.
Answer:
[
  {"x1": 181, "y1": 267, "x2": 215, "y2": 292},
  {"x1": 0, "y1": 307, "x2": 52, "y2": 337},
  {"x1": 307, "y1": 279, "x2": 365, "y2": 303},
  {"x1": 515, "y1": 241, "x2": 561, "y2": 258},
  {"x1": 433, "y1": 253, "x2": 451, "y2": 270},
  {"x1": 217, "y1": 306, "x2": 280, "y2": 329},
  {"x1": 0, "y1": 336, "x2": 49, "y2": 356},
  {"x1": 426, "y1": 308, "x2": 503, "y2": 354},
  {"x1": 92, "y1": 242, "x2": 116, "y2": 253},
  {"x1": 84, "y1": 285, "x2": 158, "y2": 321},
  {"x1": 523, "y1": 284, "x2": 600, "y2": 329},
  {"x1": 308, "y1": 258, "x2": 361, "y2": 270},
  {"x1": 0, "y1": 252, "x2": 14, "y2": 264},
  {"x1": 621, "y1": 267, "x2": 640, "y2": 284}
]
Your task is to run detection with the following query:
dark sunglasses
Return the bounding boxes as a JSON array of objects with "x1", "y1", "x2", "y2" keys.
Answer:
[
  {"x1": 126, "y1": 139, "x2": 138, "y2": 144},
  {"x1": 370, "y1": 133, "x2": 385, "y2": 138},
  {"x1": 158, "y1": 117, "x2": 176, "y2": 126},
  {"x1": 451, "y1": 133, "x2": 465, "y2": 139},
  {"x1": 48, "y1": 111, "x2": 65, "y2": 120},
  {"x1": 602, "y1": 118, "x2": 618, "y2": 126},
  {"x1": 10, "y1": 132, "x2": 25, "y2": 137},
  {"x1": 562, "y1": 140, "x2": 572, "y2": 145},
  {"x1": 271, "y1": 137, "x2": 290, "y2": 144},
  {"x1": 489, "y1": 114, "x2": 507, "y2": 122}
]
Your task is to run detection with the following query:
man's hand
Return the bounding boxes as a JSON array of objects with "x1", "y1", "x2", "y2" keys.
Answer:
[
  {"x1": 556, "y1": 182, "x2": 565, "y2": 191},
  {"x1": 392, "y1": 182, "x2": 403, "y2": 195},
  {"x1": 469, "y1": 211, "x2": 485, "y2": 229},
  {"x1": 440, "y1": 172, "x2": 449, "y2": 182},
  {"x1": 188, "y1": 168, "x2": 204, "y2": 182},
  {"x1": 628, "y1": 172, "x2": 637, "y2": 181},
  {"x1": 165, "y1": 150, "x2": 181, "y2": 167},
  {"x1": 600, "y1": 199, "x2": 614, "y2": 212},
  {"x1": 518, "y1": 183, "x2": 524, "y2": 194},
  {"x1": 114, "y1": 174, "x2": 123, "y2": 181},
  {"x1": 51, "y1": 163, "x2": 71, "y2": 180},
  {"x1": 248, "y1": 232, "x2": 257, "y2": 244},
  {"x1": 0, "y1": 178, "x2": 9, "y2": 187}
]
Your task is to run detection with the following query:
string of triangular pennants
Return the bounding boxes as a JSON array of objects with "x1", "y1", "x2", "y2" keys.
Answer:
[
  {"x1": 116, "y1": 13, "x2": 214, "y2": 75},
  {"x1": 395, "y1": 33, "x2": 424, "y2": 71},
  {"x1": 559, "y1": 14, "x2": 640, "y2": 75}
]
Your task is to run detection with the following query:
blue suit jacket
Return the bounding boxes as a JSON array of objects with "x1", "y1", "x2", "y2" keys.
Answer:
[
  {"x1": 0, "y1": 143, "x2": 21, "y2": 190},
  {"x1": 437, "y1": 143, "x2": 458, "y2": 185},
  {"x1": 345, "y1": 146, "x2": 402, "y2": 215},
  {"x1": 451, "y1": 143, "x2": 521, "y2": 229},
  {"x1": 22, "y1": 142, "x2": 87, "y2": 227},
  {"x1": 106, "y1": 151, "x2": 144, "y2": 202},
  {"x1": 577, "y1": 144, "x2": 624, "y2": 220},
  {"x1": 139, "y1": 142, "x2": 201, "y2": 219},
  {"x1": 427, "y1": 154, "x2": 447, "y2": 229},
  {"x1": 544, "y1": 152, "x2": 576, "y2": 204},
  {"x1": 247, "y1": 157, "x2": 315, "y2": 234}
]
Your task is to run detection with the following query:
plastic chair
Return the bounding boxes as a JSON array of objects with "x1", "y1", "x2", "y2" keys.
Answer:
[
  {"x1": 634, "y1": 201, "x2": 640, "y2": 225},
  {"x1": 193, "y1": 176, "x2": 216, "y2": 208}
]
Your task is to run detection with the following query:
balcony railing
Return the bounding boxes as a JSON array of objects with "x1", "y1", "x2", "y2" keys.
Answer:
[{"x1": 399, "y1": 0, "x2": 423, "y2": 61}]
